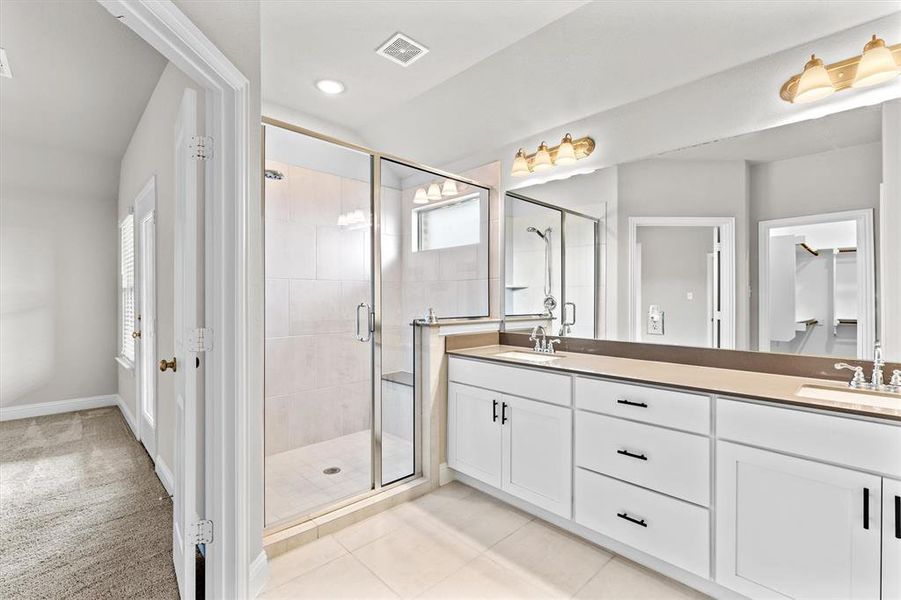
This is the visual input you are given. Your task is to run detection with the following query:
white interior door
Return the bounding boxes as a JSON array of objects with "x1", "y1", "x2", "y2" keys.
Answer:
[
  {"x1": 173, "y1": 88, "x2": 205, "y2": 599},
  {"x1": 134, "y1": 178, "x2": 157, "y2": 459}
]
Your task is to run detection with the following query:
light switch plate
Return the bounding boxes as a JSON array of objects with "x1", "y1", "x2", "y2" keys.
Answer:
[{"x1": 647, "y1": 309, "x2": 664, "y2": 335}]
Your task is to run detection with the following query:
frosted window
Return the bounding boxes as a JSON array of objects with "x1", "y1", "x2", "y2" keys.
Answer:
[{"x1": 416, "y1": 195, "x2": 480, "y2": 251}]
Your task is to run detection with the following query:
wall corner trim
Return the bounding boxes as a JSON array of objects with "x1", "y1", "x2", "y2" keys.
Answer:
[
  {"x1": 249, "y1": 551, "x2": 269, "y2": 599},
  {"x1": 155, "y1": 455, "x2": 176, "y2": 497},
  {"x1": 0, "y1": 394, "x2": 119, "y2": 422},
  {"x1": 438, "y1": 463, "x2": 455, "y2": 486},
  {"x1": 116, "y1": 394, "x2": 139, "y2": 438}
]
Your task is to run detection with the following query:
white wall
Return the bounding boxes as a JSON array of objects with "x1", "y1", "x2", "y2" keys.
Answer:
[
  {"x1": 117, "y1": 61, "x2": 203, "y2": 473},
  {"x1": 637, "y1": 226, "x2": 713, "y2": 347},
  {"x1": 0, "y1": 143, "x2": 118, "y2": 409}
]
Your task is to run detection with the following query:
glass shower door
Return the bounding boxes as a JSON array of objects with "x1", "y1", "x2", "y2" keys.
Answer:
[
  {"x1": 263, "y1": 124, "x2": 375, "y2": 528},
  {"x1": 562, "y1": 213, "x2": 598, "y2": 338}
]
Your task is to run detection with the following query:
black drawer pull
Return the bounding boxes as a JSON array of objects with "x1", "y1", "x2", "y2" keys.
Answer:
[
  {"x1": 616, "y1": 399, "x2": 648, "y2": 408},
  {"x1": 617, "y1": 512, "x2": 647, "y2": 527},
  {"x1": 617, "y1": 449, "x2": 648, "y2": 461},
  {"x1": 863, "y1": 488, "x2": 870, "y2": 530},
  {"x1": 492, "y1": 399, "x2": 498, "y2": 422},
  {"x1": 501, "y1": 402, "x2": 508, "y2": 424},
  {"x1": 895, "y1": 496, "x2": 901, "y2": 540}
]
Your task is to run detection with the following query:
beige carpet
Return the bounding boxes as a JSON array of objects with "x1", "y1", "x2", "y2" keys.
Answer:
[{"x1": 0, "y1": 407, "x2": 180, "y2": 599}]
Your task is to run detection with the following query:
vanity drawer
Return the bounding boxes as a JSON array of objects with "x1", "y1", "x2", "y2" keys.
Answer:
[
  {"x1": 575, "y1": 468, "x2": 709, "y2": 578},
  {"x1": 448, "y1": 357, "x2": 571, "y2": 407},
  {"x1": 575, "y1": 377, "x2": 710, "y2": 434},
  {"x1": 575, "y1": 412, "x2": 709, "y2": 506},
  {"x1": 717, "y1": 398, "x2": 901, "y2": 477}
]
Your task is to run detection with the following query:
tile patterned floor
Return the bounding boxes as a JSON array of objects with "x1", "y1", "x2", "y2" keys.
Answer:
[
  {"x1": 262, "y1": 481, "x2": 709, "y2": 599},
  {"x1": 266, "y1": 430, "x2": 413, "y2": 526}
]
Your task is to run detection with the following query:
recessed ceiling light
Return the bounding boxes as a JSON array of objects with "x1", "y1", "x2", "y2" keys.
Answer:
[{"x1": 315, "y1": 79, "x2": 345, "y2": 95}]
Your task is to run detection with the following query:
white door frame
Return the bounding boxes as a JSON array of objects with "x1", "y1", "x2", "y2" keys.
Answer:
[
  {"x1": 757, "y1": 209, "x2": 875, "y2": 358},
  {"x1": 628, "y1": 216, "x2": 736, "y2": 349},
  {"x1": 97, "y1": 1, "x2": 259, "y2": 597},
  {"x1": 134, "y1": 176, "x2": 157, "y2": 460}
]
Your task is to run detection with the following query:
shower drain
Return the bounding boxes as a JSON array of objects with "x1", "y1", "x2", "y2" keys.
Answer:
[{"x1": 322, "y1": 467, "x2": 341, "y2": 475}]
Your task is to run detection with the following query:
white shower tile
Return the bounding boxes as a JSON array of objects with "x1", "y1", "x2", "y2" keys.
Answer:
[
  {"x1": 265, "y1": 219, "x2": 317, "y2": 279},
  {"x1": 265, "y1": 394, "x2": 293, "y2": 456},
  {"x1": 457, "y1": 279, "x2": 488, "y2": 317},
  {"x1": 314, "y1": 333, "x2": 371, "y2": 390},
  {"x1": 289, "y1": 279, "x2": 347, "y2": 335},
  {"x1": 380, "y1": 187, "x2": 402, "y2": 236},
  {"x1": 438, "y1": 245, "x2": 479, "y2": 281},
  {"x1": 264, "y1": 171, "x2": 290, "y2": 221},
  {"x1": 265, "y1": 337, "x2": 317, "y2": 397},
  {"x1": 266, "y1": 278, "x2": 290, "y2": 338},
  {"x1": 317, "y1": 226, "x2": 369, "y2": 281},
  {"x1": 341, "y1": 178, "x2": 370, "y2": 214},
  {"x1": 291, "y1": 167, "x2": 341, "y2": 227}
]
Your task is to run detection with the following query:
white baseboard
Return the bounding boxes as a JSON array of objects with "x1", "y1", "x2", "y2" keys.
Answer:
[
  {"x1": 439, "y1": 462, "x2": 455, "y2": 485},
  {"x1": 116, "y1": 395, "x2": 138, "y2": 438},
  {"x1": 0, "y1": 394, "x2": 118, "y2": 422},
  {"x1": 249, "y1": 550, "x2": 269, "y2": 598},
  {"x1": 155, "y1": 455, "x2": 175, "y2": 497}
]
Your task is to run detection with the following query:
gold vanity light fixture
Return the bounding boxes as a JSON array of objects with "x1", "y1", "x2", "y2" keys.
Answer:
[
  {"x1": 413, "y1": 187, "x2": 428, "y2": 204},
  {"x1": 781, "y1": 34, "x2": 900, "y2": 103},
  {"x1": 510, "y1": 133, "x2": 596, "y2": 177},
  {"x1": 426, "y1": 183, "x2": 442, "y2": 201},
  {"x1": 414, "y1": 179, "x2": 461, "y2": 204},
  {"x1": 441, "y1": 179, "x2": 458, "y2": 196}
]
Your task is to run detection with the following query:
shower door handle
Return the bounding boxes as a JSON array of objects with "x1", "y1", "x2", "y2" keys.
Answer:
[
  {"x1": 355, "y1": 302, "x2": 374, "y2": 342},
  {"x1": 563, "y1": 302, "x2": 576, "y2": 327}
]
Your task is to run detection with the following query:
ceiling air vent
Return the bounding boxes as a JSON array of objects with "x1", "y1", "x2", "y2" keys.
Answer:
[{"x1": 376, "y1": 32, "x2": 429, "y2": 67}]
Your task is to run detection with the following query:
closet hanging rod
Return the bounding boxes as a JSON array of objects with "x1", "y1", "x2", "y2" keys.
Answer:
[
  {"x1": 798, "y1": 242, "x2": 819, "y2": 256},
  {"x1": 837, "y1": 247, "x2": 857, "y2": 253}
]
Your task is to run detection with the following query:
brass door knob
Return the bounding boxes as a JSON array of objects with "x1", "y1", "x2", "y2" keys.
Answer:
[
  {"x1": 159, "y1": 358, "x2": 177, "y2": 373},
  {"x1": 132, "y1": 331, "x2": 142, "y2": 339}
]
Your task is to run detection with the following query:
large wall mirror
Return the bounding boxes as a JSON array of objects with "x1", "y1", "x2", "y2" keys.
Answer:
[{"x1": 504, "y1": 102, "x2": 895, "y2": 362}]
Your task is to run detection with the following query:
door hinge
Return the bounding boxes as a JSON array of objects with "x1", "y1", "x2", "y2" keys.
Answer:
[
  {"x1": 712, "y1": 310, "x2": 723, "y2": 321},
  {"x1": 190, "y1": 135, "x2": 213, "y2": 161},
  {"x1": 192, "y1": 519, "x2": 213, "y2": 545},
  {"x1": 713, "y1": 242, "x2": 722, "y2": 252},
  {"x1": 187, "y1": 327, "x2": 213, "y2": 352}
]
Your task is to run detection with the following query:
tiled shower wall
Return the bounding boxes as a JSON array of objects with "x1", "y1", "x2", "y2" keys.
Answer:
[{"x1": 264, "y1": 160, "x2": 373, "y2": 456}]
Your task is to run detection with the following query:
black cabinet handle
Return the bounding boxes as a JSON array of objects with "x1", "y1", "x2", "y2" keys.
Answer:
[
  {"x1": 616, "y1": 399, "x2": 648, "y2": 408},
  {"x1": 501, "y1": 402, "x2": 508, "y2": 424},
  {"x1": 617, "y1": 449, "x2": 648, "y2": 461},
  {"x1": 863, "y1": 488, "x2": 870, "y2": 530},
  {"x1": 895, "y1": 495, "x2": 900, "y2": 539},
  {"x1": 617, "y1": 512, "x2": 647, "y2": 527},
  {"x1": 492, "y1": 400, "x2": 498, "y2": 422}
]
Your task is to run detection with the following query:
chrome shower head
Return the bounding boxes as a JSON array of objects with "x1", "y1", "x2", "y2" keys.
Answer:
[
  {"x1": 527, "y1": 226, "x2": 548, "y2": 240},
  {"x1": 265, "y1": 169, "x2": 285, "y2": 181}
]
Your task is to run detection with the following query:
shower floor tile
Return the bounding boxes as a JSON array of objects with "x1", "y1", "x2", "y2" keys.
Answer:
[{"x1": 265, "y1": 430, "x2": 413, "y2": 527}]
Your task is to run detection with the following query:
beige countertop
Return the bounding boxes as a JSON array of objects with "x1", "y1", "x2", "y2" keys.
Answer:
[{"x1": 447, "y1": 345, "x2": 901, "y2": 422}]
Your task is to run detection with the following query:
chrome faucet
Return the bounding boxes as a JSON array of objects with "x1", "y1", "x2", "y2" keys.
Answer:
[
  {"x1": 871, "y1": 341, "x2": 885, "y2": 389},
  {"x1": 529, "y1": 325, "x2": 561, "y2": 354},
  {"x1": 835, "y1": 362, "x2": 867, "y2": 388}
]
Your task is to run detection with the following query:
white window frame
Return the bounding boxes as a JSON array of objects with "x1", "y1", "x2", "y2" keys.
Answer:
[
  {"x1": 412, "y1": 192, "x2": 480, "y2": 252},
  {"x1": 119, "y1": 213, "x2": 136, "y2": 367}
]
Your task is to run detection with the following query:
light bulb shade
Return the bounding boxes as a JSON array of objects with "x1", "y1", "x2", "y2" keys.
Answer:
[
  {"x1": 793, "y1": 55, "x2": 834, "y2": 103},
  {"x1": 852, "y1": 36, "x2": 899, "y2": 88},
  {"x1": 441, "y1": 179, "x2": 458, "y2": 196},
  {"x1": 532, "y1": 142, "x2": 553, "y2": 172},
  {"x1": 427, "y1": 183, "x2": 442, "y2": 201},
  {"x1": 413, "y1": 187, "x2": 428, "y2": 204},
  {"x1": 511, "y1": 149, "x2": 531, "y2": 177},
  {"x1": 555, "y1": 134, "x2": 577, "y2": 165}
]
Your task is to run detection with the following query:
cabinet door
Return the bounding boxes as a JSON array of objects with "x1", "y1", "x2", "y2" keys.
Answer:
[
  {"x1": 716, "y1": 441, "x2": 881, "y2": 599},
  {"x1": 447, "y1": 383, "x2": 502, "y2": 487},
  {"x1": 501, "y1": 395, "x2": 572, "y2": 518},
  {"x1": 885, "y1": 478, "x2": 901, "y2": 600}
]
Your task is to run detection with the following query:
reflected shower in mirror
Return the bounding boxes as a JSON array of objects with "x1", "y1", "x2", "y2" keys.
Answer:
[
  {"x1": 503, "y1": 102, "x2": 895, "y2": 361},
  {"x1": 504, "y1": 193, "x2": 600, "y2": 338}
]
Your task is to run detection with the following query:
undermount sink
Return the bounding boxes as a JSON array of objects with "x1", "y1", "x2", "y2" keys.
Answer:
[
  {"x1": 795, "y1": 384, "x2": 901, "y2": 410},
  {"x1": 493, "y1": 351, "x2": 563, "y2": 363}
]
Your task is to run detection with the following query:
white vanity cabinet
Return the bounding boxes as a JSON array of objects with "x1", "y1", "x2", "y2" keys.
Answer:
[
  {"x1": 715, "y1": 398, "x2": 901, "y2": 600},
  {"x1": 447, "y1": 359, "x2": 573, "y2": 518},
  {"x1": 716, "y1": 441, "x2": 882, "y2": 599}
]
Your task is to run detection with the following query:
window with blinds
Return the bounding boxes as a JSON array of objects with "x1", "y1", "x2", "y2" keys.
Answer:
[
  {"x1": 120, "y1": 215, "x2": 135, "y2": 364},
  {"x1": 414, "y1": 194, "x2": 480, "y2": 252}
]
